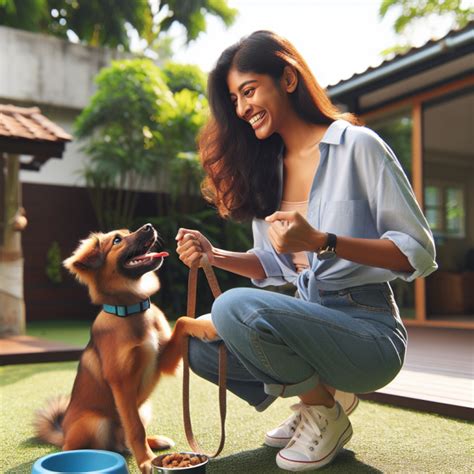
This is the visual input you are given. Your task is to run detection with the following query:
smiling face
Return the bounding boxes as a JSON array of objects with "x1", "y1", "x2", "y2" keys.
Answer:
[
  {"x1": 227, "y1": 67, "x2": 294, "y2": 140},
  {"x1": 114, "y1": 225, "x2": 168, "y2": 279}
]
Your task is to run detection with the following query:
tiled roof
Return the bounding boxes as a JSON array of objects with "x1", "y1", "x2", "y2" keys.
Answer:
[
  {"x1": 0, "y1": 104, "x2": 72, "y2": 143},
  {"x1": 328, "y1": 20, "x2": 474, "y2": 89}
]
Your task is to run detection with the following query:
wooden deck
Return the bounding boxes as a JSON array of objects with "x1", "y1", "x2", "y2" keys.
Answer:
[
  {"x1": 0, "y1": 327, "x2": 472, "y2": 420},
  {"x1": 360, "y1": 326, "x2": 473, "y2": 420},
  {"x1": 0, "y1": 335, "x2": 83, "y2": 365}
]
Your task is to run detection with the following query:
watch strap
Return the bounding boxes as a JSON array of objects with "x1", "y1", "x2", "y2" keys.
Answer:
[
  {"x1": 316, "y1": 232, "x2": 337, "y2": 261},
  {"x1": 325, "y1": 232, "x2": 337, "y2": 250}
]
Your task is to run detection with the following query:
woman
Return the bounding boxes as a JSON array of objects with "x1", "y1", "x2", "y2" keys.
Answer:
[{"x1": 176, "y1": 31, "x2": 437, "y2": 471}]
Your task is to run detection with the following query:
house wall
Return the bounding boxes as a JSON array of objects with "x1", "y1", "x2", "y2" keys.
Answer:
[
  {"x1": 22, "y1": 183, "x2": 99, "y2": 321},
  {"x1": 0, "y1": 26, "x2": 129, "y2": 110},
  {"x1": 0, "y1": 27, "x2": 161, "y2": 322},
  {"x1": 0, "y1": 26, "x2": 134, "y2": 188}
]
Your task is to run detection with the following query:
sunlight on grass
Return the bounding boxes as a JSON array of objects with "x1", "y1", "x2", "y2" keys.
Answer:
[
  {"x1": 0, "y1": 360, "x2": 472, "y2": 474},
  {"x1": 26, "y1": 320, "x2": 91, "y2": 347}
]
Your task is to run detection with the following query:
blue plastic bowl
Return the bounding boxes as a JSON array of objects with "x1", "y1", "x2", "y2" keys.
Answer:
[{"x1": 31, "y1": 450, "x2": 129, "y2": 474}]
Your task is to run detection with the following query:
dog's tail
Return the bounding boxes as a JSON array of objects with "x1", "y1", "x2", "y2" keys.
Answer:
[{"x1": 34, "y1": 395, "x2": 70, "y2": 446}]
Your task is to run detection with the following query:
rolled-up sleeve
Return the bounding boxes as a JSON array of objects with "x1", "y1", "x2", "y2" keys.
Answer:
[
  {"x1": 370, "y1": 141, "x2": 438, "y2": 281},
  {"x1": 247, "y1": 219, "x2": 287, "y2": 287}
]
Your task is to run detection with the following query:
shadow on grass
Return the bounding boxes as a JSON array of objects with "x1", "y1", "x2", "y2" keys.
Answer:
[
  {"x1": 5, "y1": 460, "x2": 36, "y2": 474},
  {"x1": 5, "y1": 438, "x2": 136, "y2": 474},
  {"x1": 208, "y1": 445, "x2": 383, "y2": 473},
  {"x1": 4, "y1": 438, "x2": 58, "y2": 474},
  {"x1": 7, "y1": 444, "x2": 382, "y2": 474},
  {"x1": 0, "y1": 361, "x2": 78, "y2": 387}
]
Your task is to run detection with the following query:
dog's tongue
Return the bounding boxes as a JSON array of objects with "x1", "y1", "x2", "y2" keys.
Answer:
[{"x1": 147, "y1": 251, "x2": 169, "y2": 259}]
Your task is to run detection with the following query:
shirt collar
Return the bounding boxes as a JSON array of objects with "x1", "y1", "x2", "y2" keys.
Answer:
[{"x1": 320, "y1": 119, "x2": 351, "y2": 146}]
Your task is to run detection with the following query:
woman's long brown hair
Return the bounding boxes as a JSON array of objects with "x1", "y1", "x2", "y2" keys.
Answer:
[{"x1": 199, "y1": 30, "x2": 359, "y2": 221}]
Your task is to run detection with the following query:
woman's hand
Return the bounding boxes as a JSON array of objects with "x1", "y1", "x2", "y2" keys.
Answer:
[
  {"x1": 175, "y1": 228, "x2": 215, "y2": 267},
  {"x1": 265, "y1": 211, "x2": 326, "y2": 254}
]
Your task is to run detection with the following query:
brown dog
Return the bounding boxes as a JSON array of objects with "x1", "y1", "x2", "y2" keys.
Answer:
[{"x1": 34, "y1": 223, "x2": 184, "y2": 473}]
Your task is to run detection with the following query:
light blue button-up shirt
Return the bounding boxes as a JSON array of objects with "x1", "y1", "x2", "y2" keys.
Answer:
[{"x1": 248, "y1": 119, "x2": 437, "y2": 300}]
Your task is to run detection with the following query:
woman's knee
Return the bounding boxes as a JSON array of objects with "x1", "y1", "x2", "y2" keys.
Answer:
[{"x1": 211, "y1": 287, "x2": 261, "y2": 336}]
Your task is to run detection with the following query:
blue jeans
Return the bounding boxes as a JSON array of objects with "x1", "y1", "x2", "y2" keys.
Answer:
[{"x1": 188, "y1": 283, "x2": 407, "y2": 412}]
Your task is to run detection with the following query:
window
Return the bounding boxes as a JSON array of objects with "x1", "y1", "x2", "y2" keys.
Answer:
[{"x1": 424, "y1": 182, "x2": 465, "y2": 238}]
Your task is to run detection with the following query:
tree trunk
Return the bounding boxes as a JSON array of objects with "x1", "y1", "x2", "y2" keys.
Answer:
[{"x1": 0, "y1": 153, "x2": 26, "y2": 337}]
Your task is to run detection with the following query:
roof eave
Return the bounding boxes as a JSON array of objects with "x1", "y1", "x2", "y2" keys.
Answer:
[
  {"x1": 328, "y1": 27, "x2": 474, "y2": 100},
  {"x1": 0, "y1": 137, "x2": 67, "y2": 158}
]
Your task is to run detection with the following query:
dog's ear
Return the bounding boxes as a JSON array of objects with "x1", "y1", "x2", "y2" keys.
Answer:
[{"x1": 63, "y1": 234, "x2": 104, "y2": 275}]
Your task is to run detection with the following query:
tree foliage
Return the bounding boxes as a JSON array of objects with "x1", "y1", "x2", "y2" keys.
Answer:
[
  {"x1": 380, "y1": 0, "x2": 473, "y2": 34},
  {"x1": 158, "y1": 0, "x2": 236, "y2": 41},
  {"x1": 74, "y1": 58, "x2": 208, "y2": 229},
  {"x1": 0, "y1": 0, "x2": 237, "y2": 49},
  {"x1": 0, "y1": 0, "x2": 49, "y2": 33},
  {"x1": 161, "y1": 62, "x2": 207, "y2": 95},
  {"x1": 379, "y1": 0, "x2": 473, "y2": 56}
]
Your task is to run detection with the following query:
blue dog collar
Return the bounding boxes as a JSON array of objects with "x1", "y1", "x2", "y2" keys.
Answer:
[{"x1": 102, "y1": 298, "x2": 151, "y2": 317}]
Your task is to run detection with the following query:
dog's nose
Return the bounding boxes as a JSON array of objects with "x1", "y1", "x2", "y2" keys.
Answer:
[{"x1": 142, "y1": 223, "x2": 154, "y2": 233}]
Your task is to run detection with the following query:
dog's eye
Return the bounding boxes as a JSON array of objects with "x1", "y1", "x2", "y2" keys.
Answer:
[{"x1": 113, "y1": 236, "x2": 122, "y2": 245}]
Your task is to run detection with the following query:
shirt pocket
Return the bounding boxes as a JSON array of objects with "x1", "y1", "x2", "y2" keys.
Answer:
[{"x1": 320, "y1": 199, "x2": 370, "y2": 236}]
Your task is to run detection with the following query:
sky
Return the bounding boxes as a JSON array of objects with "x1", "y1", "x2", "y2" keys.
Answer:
[{"x1": 164, "y1": 0, "x2": 456, "y2": 88}]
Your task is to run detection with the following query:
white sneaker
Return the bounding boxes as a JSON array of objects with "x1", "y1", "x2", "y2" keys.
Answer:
[
  {"x1": 276, "y1": 402, "x2": 352, "y2": 471},
  {"x1": 264, "y1": 392, "x2": 358, "y2": 449},
  {"x1": 264, "y1": 402, "x2": 302, "y2": 448},
  {"x1": 334, "y1": 390, "x2": 359, "y2": 415}
]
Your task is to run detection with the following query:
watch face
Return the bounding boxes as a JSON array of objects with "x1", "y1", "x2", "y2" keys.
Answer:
[{"x1": 317, "y1": 249, "x2": 336, "y2": 261}]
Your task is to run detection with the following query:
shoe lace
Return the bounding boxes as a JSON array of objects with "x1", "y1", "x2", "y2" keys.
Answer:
[
  {"x1": 287, "y1": 404, "x2": 329, "y2": 453},
  {"x1": 277, "y1": 402, "x2": 302, "y2": 434}
]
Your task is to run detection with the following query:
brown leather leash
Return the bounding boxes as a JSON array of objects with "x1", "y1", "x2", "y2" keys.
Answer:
[{"x1": 182, "y1": 254, "x2": 227, "y2": 458}]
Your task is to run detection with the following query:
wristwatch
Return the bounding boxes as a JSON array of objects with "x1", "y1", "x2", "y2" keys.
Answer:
[{"x1": 317, "y1": 233, "x2": 337, "y2": 260}]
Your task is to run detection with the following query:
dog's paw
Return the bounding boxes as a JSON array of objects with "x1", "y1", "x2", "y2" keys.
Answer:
[
  {"x1": 181, "y1": 317, "x2": 220, "y2": 341},
  {"x1": 148, "y1": 434, "x2": 175, "y2": 450},
  {"x1": 139, "y1": 458, "x2": 153, "y2": 474}
]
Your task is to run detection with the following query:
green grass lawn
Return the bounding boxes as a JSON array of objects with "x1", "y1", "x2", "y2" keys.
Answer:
[
  {"x1": 0, "y1": 321, "x2": 471, "y2": 473},
  {"x1": 26, "y1": 320, "x2": 92, "y2": 347}
]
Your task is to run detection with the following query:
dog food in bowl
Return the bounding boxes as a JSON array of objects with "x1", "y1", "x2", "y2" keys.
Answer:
[{"x1": 152, "y1": 452, "x2": 209, "y2": 473}]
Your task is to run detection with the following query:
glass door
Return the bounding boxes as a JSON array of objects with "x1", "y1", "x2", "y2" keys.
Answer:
[{"x1": 422, "y1": 88, "x2": 474, "y2": 322}]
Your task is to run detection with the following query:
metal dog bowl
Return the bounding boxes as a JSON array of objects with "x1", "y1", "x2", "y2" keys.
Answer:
[
  {"x1": 152, "y1": 452, "x2": 209, "y2": 473},
  {"x1": 31, "y1": 449, "x2": 129, "y2": 474}
]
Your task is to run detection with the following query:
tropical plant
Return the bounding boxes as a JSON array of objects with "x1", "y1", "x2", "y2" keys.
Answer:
[
  {"x1": 45, "y1": 241, "x2": 63, "y2": 284},
  {"x1": 0, "y1": 0, "x2": 237, "y2": 49},
  {"x1": 75, "y1": 58, "x2": 177, "y2": 229},
  {"x1": 380, "y1": 0, "x2": 474, "y2": 56},
  {"x1": 380, "y1": 0, "x2": 472, "y2": 34},
  {"x1": 0, "y1": 0, "x2": 49, "y2": 33},
  {"x1": 162, "y1": 62, "x2": 207, "y2": 95}
]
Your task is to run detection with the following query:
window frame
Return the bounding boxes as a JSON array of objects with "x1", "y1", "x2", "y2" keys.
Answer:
[{"x1": 424, "y1": 179, "x2": 466, "y2": 239}]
